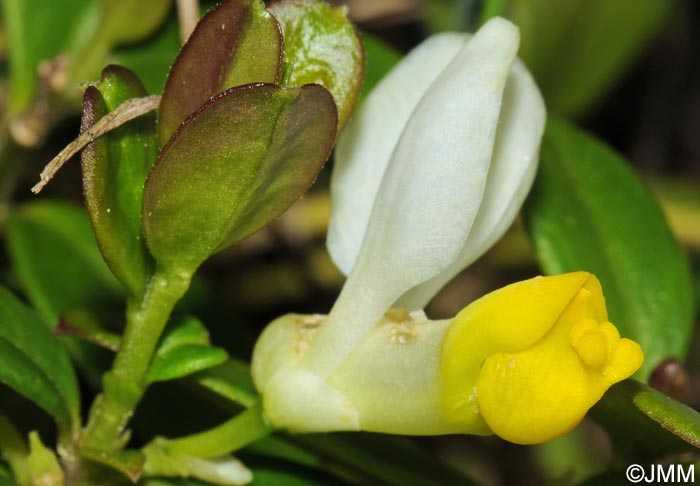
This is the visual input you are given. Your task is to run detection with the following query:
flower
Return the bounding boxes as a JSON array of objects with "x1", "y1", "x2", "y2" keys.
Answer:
[
  {"x1": 250, "y1": 17, "x2": 647, "y2": 443},
  {"x1": 252, "y1": 272, "x2": 643, "y2": 443}
]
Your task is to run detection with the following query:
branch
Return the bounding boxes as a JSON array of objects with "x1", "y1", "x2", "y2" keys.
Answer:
[{"x1": 31, "y1": 95, "x2": 161, "y2": 194}]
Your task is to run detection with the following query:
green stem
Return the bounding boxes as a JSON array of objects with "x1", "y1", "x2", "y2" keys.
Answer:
[
  {"x1": 80, "y1": 268, "x2": 191, "y2": 452},
  {"x1": 166, "y1": 402, "x2": 272, "y2": 458},
  {"x1": 142, "y1": 403, "x2": 273, "y2": 480}
]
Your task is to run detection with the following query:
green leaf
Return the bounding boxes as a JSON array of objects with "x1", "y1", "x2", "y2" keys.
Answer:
[
  {"x1": 648, "y1": 176, "x2": 700, "y2": 251},
  {"x1": 111, "y1": 16, "x2": 181, "y2": 94},
  {"x1": 249, "y1": 467, "x2": 347, "y2": 486},
  {"x1": 533, "y1": 427, "x2": 605, "y2": 484},
  {"x1": 147, "y1": 317, "x2": 228, "y2": 384},
  {"x1": 523, "y1": 119, "x2": 694, "y2": 379},
  {"x1": 478, "y1": 0, "x2": 507, "y2": 25},
  {"x1": 79, "y1": 448, "x2": 145, "y2": 483},
  {"x1": 143, "y1": 435, "x2": 253, "y2": 485},
  {"x1": 98, "y1": 0, "x2": 172, "y2": 46},
  {"x1": 2, "y1": 0, "x2": 169, "y2": 115},
  {"x1": 360, "y1": 32, "x2": 401, "y2": 102},
  {"x1": 192, "y1": 359, "x2": 259, "y2": 408},
  {"x1": 0, "y1": 414, "x2": 29, "y2": 486},
  {"x1": 66, "y1": 0, "x2": 173, "y2": 89},
  {"x1": 144, "y1": 83, "x2": 337, "y2": 275},
  {"x1": 268, "y1": 0, "x2": 364, "y2": 130},
  {"x1": 157, "y1": 0, "x2": 283, "y2": 145},
  {"x1": 27, "y1": 432, "x2": 64, "y2": 485},
  {"x1": 244, "y1": 436, "x2": 320, "y2": 470},
  {"x1": 491, "y1": 0, "x2": 671, "y2": 116},
  {"x1": 291, "y1": 434, "x2": 474, "y2": 486},
  {"x1": 0, "y1": 461, "x2": 17, "y2": 486},
  {"x1": 1, "y1": 0, "x2": 98, "y2": 113},
  {"x1": 0, "y1": 287, "x2": 81, "y2": 434},
  {"x1": 67, "y1": 0, "x2": 173, "y2": 85},
  {"x1": 424, "y1": 0, "x2": 477, "y2": 32},
  {"x1": 148, "y1": 346, "x2": 228, "y2": 384},
  {"x1": 81, "y1": 65, "x2": 157, "y2": 296},
  {"x1": 7, "y1": 200, "x2": 123, "y2": 324},
  {"x1": 6, "y1": 200, "x2": 121, "y2": 388},
  {"x1": 57, "y1": 309, "x2": 121, "y2": 351},
  {"x1": 589, "y1": 379, "x2": 700, "y2": 460}
]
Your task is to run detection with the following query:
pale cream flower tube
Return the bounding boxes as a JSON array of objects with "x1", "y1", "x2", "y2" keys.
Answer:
[{"x1": 252, "y1": 273, "x2": 642, "y2": 443}]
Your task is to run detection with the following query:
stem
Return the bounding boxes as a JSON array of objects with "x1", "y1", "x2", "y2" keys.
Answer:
[
  {"x1": 165, "y1": 402, "x2": 272, "y2": 458},
  {"x1": 142, "y1": 403, "x2": 273, "y2": 480},
  {"x1": 31, "y1": 95, "x2": 161, "y2": 194},
  {"x1": 80, "y1": 268, "x2": 191, "y2": 451}
]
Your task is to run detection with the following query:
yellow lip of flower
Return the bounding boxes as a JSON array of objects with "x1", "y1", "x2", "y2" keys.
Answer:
[{"x1": 440, "y1": 271, "x2": 643, "y2": 444}]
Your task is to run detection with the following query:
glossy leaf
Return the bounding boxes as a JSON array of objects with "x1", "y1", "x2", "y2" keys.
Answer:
[
  {"x1": 158, "y1": 0, "x2": 283, "y2": 145},
  {"x1": 82, "y1": 65, "x2": 157, "y2": 296},
  {"x1": 148, "y1": 346, "x2": 228, "y2": 384},
  {"x1": 2, "y1": 0, "x2": 97, "y2": 114},
  {"x1": 147, "y1": 317, "x2": 228, "y2": 384},
  {"x1": 0, "y1": 287, "x2": 81, "y2": 433},
  {"x1": 488, "y1": 0, "x2": 671, "y2": 116},
  {"x1": 590, "y1": 379, "x2": 700, "y2": 460},
  {"x1": 6, "y1": 200, "x2": 123, "y2": 324},
  {"x1": 523, "y1": 119, "x2": 694, "y2": 379},
  {"x1": 268, "y1": 0, "x2": 364, "y2": 130},
  {"x1": 144, "y1": 83, "x2": 337, "y2": 275}
]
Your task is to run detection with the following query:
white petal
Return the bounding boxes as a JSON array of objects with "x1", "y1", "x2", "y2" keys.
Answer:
[
  {"x1": 328, "y1": 32, "x2": 468, "y2": 276},
  {"x1": 304, "y1": 18, "x2": 520, "y2": 377},
  {"x1": 397, "y1": 58, "x2": 546, "y2": 310}
]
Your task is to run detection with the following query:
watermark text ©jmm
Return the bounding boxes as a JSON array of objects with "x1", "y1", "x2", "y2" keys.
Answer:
[{"x1": 626, "y1": 464, "x2": 695, "y2": 483}]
